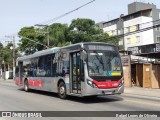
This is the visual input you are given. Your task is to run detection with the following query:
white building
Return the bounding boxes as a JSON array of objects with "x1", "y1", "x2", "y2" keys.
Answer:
[{"x1": 101, "y1": 2, "x2": 160, "y2": 51}]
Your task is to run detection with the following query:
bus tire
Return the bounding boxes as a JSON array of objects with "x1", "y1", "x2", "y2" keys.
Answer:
[
  {"x1": 58, "y1": 82, "x2": 67, "y2": 99},
  {"x1": 24, "y1": 80, "x2": 29, "y2": 92}
]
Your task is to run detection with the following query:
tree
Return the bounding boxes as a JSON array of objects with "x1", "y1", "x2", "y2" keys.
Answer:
[
  {"x1": 0, "y1": 42, "x2": 3, "y2": 50},
  {"x1": 18, "y1": 27, "x2": 46, "y2": 55},
  {"x1": 49, "y1": 23, "x2": 70, "y2": 47},
  {"x1": 68, "y1": 18, "x2": 96, "y2": 43},
  {"x1": 92, "y1": 33, "x2": 119, "y2": 46},
  {"x1": 0, "y1": 42, "x2": 3, "y2": 71},
  {"x1": 0, "y1": 43, "x2": 12, "y2": 71},
  {"x1": 0, "y1": 42, "x2": 20, "y2": 73},
  {"x1": 18, "y1": 18, "x2": 119, "y2": 55},
  {"x1": 68, "y1": 18, "x2": 119, "y2": 45},
  {"x1": 70, "y1": 18, "x2": 96, "y2": 34}
]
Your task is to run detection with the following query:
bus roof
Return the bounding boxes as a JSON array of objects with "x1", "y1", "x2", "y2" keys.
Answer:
[
  {"x1": 60, "y1": 42, "x2": 116, "y2": 50},
  {"x1": 17, "y1": 47, "x2": 60, "y2": 61},
  {"x1": 17, "y1": 42, "x2": 116, "y2": 61}
]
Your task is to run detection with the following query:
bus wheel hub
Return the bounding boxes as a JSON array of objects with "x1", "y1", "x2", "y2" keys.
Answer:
[{"x1": 60, "y1": 87, "x2": 65, "y2": 94}]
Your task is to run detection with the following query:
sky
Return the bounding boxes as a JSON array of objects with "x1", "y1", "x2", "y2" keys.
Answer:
[{"x1": 0, "y1": 0, "x2": 160, "y2": 43}]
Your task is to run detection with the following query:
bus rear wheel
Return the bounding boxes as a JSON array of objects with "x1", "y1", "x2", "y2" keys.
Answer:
[
  {"x1": 24, "y1": 80, "x2": 29, "y2": 92},
  {"x1": 58, "y1": 82, "x2": 67, "y2": 99}
]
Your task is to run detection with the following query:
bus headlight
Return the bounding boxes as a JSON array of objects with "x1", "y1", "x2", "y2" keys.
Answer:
[
  {"x1": 87, "y1": 80, "x2": 92, "y2": 86},
  {"x1": 87, "y1": 80, "x2": 97, "y2": 88}
]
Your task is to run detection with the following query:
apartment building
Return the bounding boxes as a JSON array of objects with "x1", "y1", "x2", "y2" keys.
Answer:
[{"x1": 101, "y1": 2, "x2": 160, "y2": 50}]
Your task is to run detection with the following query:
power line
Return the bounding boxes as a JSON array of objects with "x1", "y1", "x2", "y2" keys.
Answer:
[
  {"x1": 39, "y1": 0, "x2": 96, "y2": 25},
  {"x1": 106, "y1": 19, "x2": 160, "y2": 38},
  {"x1": 1, "y1": 0, "x2": 96, "y2": 46},
  {"x1": 0, "y1": 33, "x2": 19, "y2": 42},
  {"x1": 20, "y1": 37, "x2": 49, "y2": 49}
]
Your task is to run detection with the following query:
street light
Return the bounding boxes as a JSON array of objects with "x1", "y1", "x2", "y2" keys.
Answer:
[
  {"x1": 5, "y1": 36, "x2": 15, "y2": 81},
  {"x1": 34, "y1": 24, "x2": 49, "y2": 47},
  {"x1": 10, "y1": 46, "x2": 15, "y2": 81}
]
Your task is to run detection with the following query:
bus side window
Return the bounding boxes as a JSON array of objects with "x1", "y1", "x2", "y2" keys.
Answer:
[
  {"x1": 52, "y1": 62, "x2": 57, "y2": 77},
  {"x1": 46, "y1": 55, "x2": 52, "y2": 77},
  {"x1": 37, "y1": 56, "x2": 46, "y2": 77},
  {"x1": 23, "y1": 68, "x2": 27, "y2": 76},
  {"x1": 62, "y1": 61, "x2": 69, "y2": 76}
]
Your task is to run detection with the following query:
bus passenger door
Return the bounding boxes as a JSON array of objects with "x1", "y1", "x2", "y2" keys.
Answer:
[{"x1": 70, "y1": 52, "x2": 81, "y2": 94}]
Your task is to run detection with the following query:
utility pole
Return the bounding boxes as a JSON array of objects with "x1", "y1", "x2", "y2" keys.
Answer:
[
  {"x1": 47, "y1": 26, "x2": 49, "y2": 47},
  {"x1": 12, "y1": 36, "x2": 15, "y2": 81},
  {"x1": 5, "y1": 35, "x2": 15, "y2": 81}
]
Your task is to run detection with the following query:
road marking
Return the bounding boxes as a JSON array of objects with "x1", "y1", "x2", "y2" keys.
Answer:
[{"x1": 125, "y1": 99, "x2": 160, "y2": 107}]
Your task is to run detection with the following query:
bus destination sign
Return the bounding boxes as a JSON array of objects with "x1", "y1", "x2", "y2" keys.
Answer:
[{"x1": 85, "y1": 45, "x2": 116, "y2": 51}]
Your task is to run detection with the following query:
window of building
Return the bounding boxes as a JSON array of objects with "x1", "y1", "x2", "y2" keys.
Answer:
[
  {"x1": 112, "y1": 30, "x2": 117, "y2": 36},
  {"x1": 120, "y1": 28, "x2": 123, "y2": 34},
  {"x1": 155, "y1": 26, "x2": 160, "y2": 31},
  {"x1": 130, "y1": 25, "x2": 136, "y2": 32},
  {"x1": 136, "y1": 36, "x2": 140, "y2": 43},
  {"x1": 156, "y1": 36, "x2": 160, "y2": 43},
  {"x1": 125, "y1": 27, "x2": 130, "y2": 33},
  {"x1": 119, "y1": 38, "x2": 123, "y2": 45},
  {"x1": 118, "y1": 29, "x2": 123, "y2": 35},
  {"x1": 108, "y1": 22, "x2": 112, "y2": 26},
  {"x1": 127, "y1": 38, "x2": 130, "y2": 44},
  {"x1": 135, "y1": 24, "x2": 140, "y2": 31},
  {"x1": 118, "y1": 30, "x2": 120, "y2": 35},
  {"x1": 107, "y1": 31, "x2": 112, "y2": 36}
]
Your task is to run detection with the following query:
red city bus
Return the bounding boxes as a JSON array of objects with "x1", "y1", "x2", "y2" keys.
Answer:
[{"x1": 15, "y1": 42, "x2": 124, "y2": 99}]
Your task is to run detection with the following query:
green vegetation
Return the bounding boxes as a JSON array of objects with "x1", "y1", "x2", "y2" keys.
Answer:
[
  {"x1": 18, "y1": 18, "x2": 119, "y2": 55},
  {"x1": 18, "y1": 26, "x2": 46, "y2": 55},
  {"x1": 0, "y1": 42, "x2": 20, "y2": 72},
  {"x1": 0, "y1": 18, "x2": 119, "y2": 72}
]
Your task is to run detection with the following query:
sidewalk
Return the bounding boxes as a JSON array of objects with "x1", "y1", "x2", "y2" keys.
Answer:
[
  {"x1": 124, "y1": 86, "x2": 160, "y2": 98},
  {"x1": 0, "y1": 79, "x2": 14, "y2": 83}
]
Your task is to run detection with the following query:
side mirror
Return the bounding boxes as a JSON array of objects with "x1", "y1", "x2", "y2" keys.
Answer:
[{"x1": 80, "y1": 50, "x2": 87, "y2": 61}]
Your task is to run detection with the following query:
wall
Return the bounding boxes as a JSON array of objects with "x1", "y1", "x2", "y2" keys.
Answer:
[
  {"x1": 152, "y1": 9, "x2": 160, "y2": 43},
  {"x1": 128, "y1": 2, "x2": 156, "y2": 14},
  {"x1": 124, "y1": 16, "x2": 154, "y2": 50},
  {"x1": 103, "y1": 24, "x2": 117, "y2": 36}
]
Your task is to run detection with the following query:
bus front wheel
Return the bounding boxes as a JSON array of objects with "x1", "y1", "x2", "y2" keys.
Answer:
[
  {"x1": 24, "y1": 80, "x2": 29, "y2": 92},
  {"x1": 58, "y1": 82, "x2": 67, "y2": 99}
]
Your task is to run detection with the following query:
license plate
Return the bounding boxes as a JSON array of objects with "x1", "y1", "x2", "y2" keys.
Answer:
[{"x1": 105, "y1": 91, "x2": 114, "y2": 94}]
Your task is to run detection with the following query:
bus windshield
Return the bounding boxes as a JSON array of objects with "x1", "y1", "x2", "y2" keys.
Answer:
[{"x1": 87, "y1": 51, "x2": 122, "y2": 77}]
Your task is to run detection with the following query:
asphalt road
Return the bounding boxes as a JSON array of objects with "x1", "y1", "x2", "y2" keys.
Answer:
[{"x1": 0, "y1": 81, "x2": 160, "y2": 120}]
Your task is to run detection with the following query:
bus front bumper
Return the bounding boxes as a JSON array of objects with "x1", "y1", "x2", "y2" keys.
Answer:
[{"x1": 83, "y1": 83, "x2": 124, "y2": 96}]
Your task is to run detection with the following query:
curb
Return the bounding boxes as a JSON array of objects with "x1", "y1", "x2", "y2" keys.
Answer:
[{"x1": 124, "y1": 86, "x2": 160, "y2": 98}]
